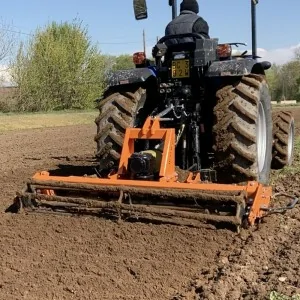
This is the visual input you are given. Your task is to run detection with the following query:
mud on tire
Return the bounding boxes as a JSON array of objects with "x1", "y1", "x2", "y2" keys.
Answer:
[
  {"x1": 213, "y1": 74, "x2": 273, "y2": 184},
  {"x1": 94, "y1": 87, "x2": 146, "y2": 172},
  {"x1": 271, "y1": 111, "x2": 295, "y2": 169}
]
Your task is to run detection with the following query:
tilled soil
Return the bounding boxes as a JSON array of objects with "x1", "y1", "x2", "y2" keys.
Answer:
[{"x1": 0, "y1": 107, "x2": 300, "y2": 300}]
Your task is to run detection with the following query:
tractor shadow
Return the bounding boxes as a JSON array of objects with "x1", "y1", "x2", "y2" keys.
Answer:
[{"x1": 48, "y1": 155, "x2": 99, "y2": 177}]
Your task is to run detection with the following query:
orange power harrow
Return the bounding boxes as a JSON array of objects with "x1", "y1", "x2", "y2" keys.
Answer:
[{"x1": 13, "y1": 117, "x2": 273, "y2": 230}]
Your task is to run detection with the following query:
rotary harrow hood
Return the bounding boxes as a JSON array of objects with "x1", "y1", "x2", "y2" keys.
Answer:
[{"x1": 12, "y1": 117, "x2": 272, "y2": 230}]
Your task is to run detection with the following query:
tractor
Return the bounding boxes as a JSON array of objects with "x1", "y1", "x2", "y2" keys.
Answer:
[
  {"x1": 95, "y1": 0, "x2": 295, "y2": 184},
  {"x1": 11, "y1": 0, "x2": 296, "y2": 230}
]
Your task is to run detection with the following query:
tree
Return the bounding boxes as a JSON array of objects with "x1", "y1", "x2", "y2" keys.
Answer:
[
  {"x1": 0, "y1": 19, "x2": 17, "y2": 87},
  {"x1": 293, "y1": 47, "x2": 300, "y2": 101},
  {"x1": 279, "y1": 60, "x2": 300, "y2": 101},
  {"x1": 0, "y1": 18, "x2": 16, "y2": 63},
  {"x1": 112, "y1": 54, "x2": 135, "y2": 71},
  {"x1": 266, "y1": 49, "x2": 300, "y2": 103},
  {"x1": 294, "y1": 46, "x2": 300, "y2": 61},
  {"x1": 266, "y1": 63, "x2": 281, "y2": 102},
  {"x1": 11, "y1": 19, "x2": 107, "y2": 111}
]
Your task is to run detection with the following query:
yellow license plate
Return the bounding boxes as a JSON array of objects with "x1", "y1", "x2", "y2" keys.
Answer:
[{"x1": 171, "y1": 59, "x2": 190, "y2": 78}]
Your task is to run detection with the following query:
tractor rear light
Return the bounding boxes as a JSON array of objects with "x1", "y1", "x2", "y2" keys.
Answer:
[
  {"x1": 133, "y1": 52, "x2": 146, "y2": 65},
  {"x1": 217, "y1": 44, "x2": 232, "y2": 58}
]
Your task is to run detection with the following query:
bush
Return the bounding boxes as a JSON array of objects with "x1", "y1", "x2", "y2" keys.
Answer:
[{"x1": 11, "y1": 19, "x2": 107, "y2": 112}]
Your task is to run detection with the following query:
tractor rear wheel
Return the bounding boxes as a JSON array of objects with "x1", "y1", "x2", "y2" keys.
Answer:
[
  {"x1": 94, "y1": 87, "x2": 146, "y2": 173},
  {"x1": 213, "y1": 74, "x2": 273, "y2": 185},
  {"x1": 271, "y1": 111, "x2": 295, "y2": 169}
]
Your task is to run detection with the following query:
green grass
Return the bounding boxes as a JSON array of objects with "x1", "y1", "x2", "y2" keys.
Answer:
[
  {"x1": 0, "y1": 110, "x2": 98, "y2": 132},
  {"x1": 270, "y1": 291, "x2": 300, "y2": 300}
]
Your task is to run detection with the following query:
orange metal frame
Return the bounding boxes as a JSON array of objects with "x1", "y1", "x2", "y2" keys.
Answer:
[
  {"x1": 31, "y1": 117, "x2": 272, "y2": 226},
  {"x1": 110, "y1": 117, "x2": 177, "y2": 182}
]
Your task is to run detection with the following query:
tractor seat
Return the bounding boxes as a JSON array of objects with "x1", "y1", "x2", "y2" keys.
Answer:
[
  {"x1": 155, "y1": 33, "x2": 206, "y2": 58},
  {"x1": 165, "y1": 41, "x2": 197, "y2": 54}
]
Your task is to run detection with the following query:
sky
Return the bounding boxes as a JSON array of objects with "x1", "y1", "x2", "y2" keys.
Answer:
[{"x1": 1, "y1": 0, "x2": 300, "y2": 66}]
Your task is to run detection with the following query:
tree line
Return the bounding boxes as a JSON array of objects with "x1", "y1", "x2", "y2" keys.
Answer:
[
  {"x1": 0, "y1": 19, "x2": 299, "y2": 112},
  {"x1": 0, "y1": 20, "x2": 135, "y2": 112},
  {"x1": 266, "y1": 48, "x2": 300, "y2": 102}
]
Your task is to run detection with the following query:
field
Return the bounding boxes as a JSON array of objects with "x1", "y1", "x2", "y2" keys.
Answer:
[
  {"x1": 0, "y1": 107, "x2": 299, "y2": 300},
  {"x1": 0, "y1": 110, "x2": 98, "y2": 131}
]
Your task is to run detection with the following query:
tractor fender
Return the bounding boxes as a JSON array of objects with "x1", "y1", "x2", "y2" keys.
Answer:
[
  {"x1": 106, "y1": 68, "x2": 157, "y2": 87},
  {"x1": 206, "y1": 59, "x2": 271, "y2": 77}
]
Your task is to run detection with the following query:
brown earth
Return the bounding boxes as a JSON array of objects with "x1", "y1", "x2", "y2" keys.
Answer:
[{"x1": 0, "y1": 107, "x2": 300, "y2": 300}]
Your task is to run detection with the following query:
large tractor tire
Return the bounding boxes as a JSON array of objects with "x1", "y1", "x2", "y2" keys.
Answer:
[
  {"x1": 271, "y1": 111, "x2": 295, "y2": 169},
  {"x1": 213, "y1": 74, "x2": 273, "y2": 185},
  {"x1": 94, "y1": 87, "x2": 146, "y2": 173}
]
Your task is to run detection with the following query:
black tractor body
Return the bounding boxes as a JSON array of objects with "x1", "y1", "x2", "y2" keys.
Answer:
[{"x1": 94, "y1": 0, "x2": 294, "y2": 185}]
